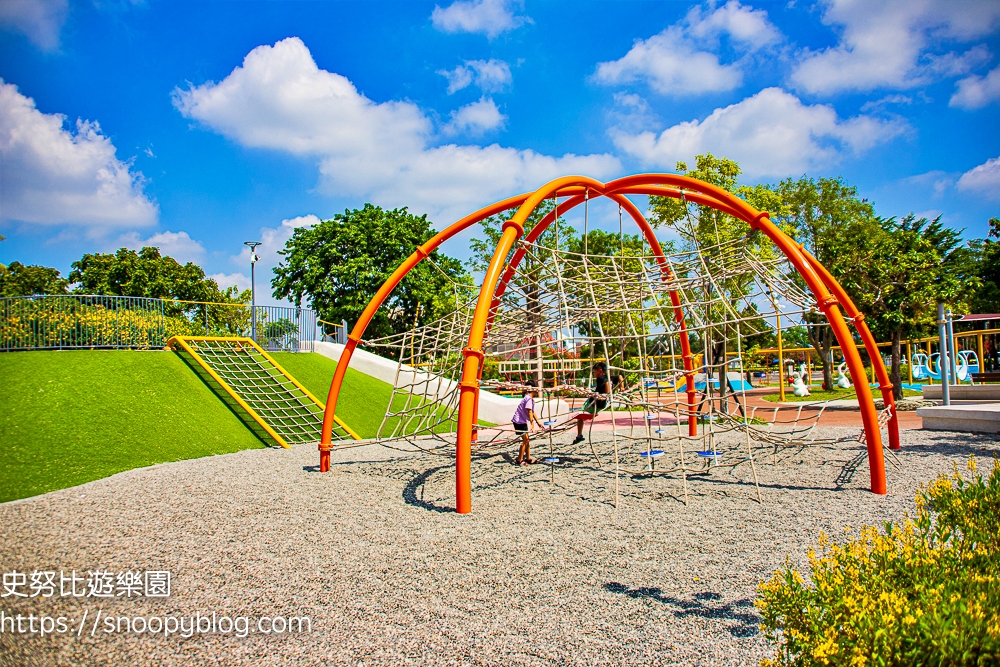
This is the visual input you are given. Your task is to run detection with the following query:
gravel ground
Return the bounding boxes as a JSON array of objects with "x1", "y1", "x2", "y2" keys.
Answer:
[{"x1": 1, "y1": 427, "x2": 996, "y2": 667}]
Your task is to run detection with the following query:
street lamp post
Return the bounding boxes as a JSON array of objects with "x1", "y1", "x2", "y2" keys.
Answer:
[{"x1": 244, "y1": 241, "x2": 262, "y2": 342}]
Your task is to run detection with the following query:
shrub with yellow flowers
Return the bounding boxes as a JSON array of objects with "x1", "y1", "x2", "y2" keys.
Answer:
[{"x1": 756, "y1": 457, "x2": 999, "y2": 666}]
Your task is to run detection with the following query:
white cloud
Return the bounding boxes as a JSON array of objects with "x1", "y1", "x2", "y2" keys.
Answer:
[
  {"x1": 789, "y1": 0, "x2": 1000, "y2": 95},
  {"x1": 950, "y1": 66, "x2": 1000, "y2": 110},
  {"x1": 0, "y1": 0, "x2": 68, "y2": 51},
  {"x1": 683, "y1": 0, "x2": 782, "y2": 46},
  {"x1": 611, "y1": 87, "x2": 908, "y2": 178},
  {"x1": 208, "y1": 272, "x2": 251, "y2": 294},
  {"x1": 902, "y1": 170, "x2": 954, "y2": 197},
  {"x1": 859, "y1": 94, "x2": 914, "y2": 112},
  {"x1": 443, "y1": 97, "x2": 506, "y2": 136},
  {"x1": 233, "y1": 214, "x2": 320, "y2": 270},
  {"x1": 0, "y1": 80, "x2": 158, "y2": 228},
  {"x1": 593, "y1": 0, "x2": 780, "y2": 96},
  {"x1": 431, "y1": 0, "x2": 529, "y2": 39},
  {"x1": 438, "y1": 59, "x2": 512, "y2": 94},
  {"x1": 116, "y1": 230, "x2": 206, "y2": 263},
  {"x1": 957, "y1": 156, "x2": 1000, "y2": 200},
  {"x1": 608, "y1": 93, "x2": 658, "y2": 133},
  {"x1": 173, "y1": 38, "x2": 619, "y2": 223}
]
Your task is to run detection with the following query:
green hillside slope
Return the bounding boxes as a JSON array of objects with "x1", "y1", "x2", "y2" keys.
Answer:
[
  {"x1": 268, "y1": 351, "x2": 392, "y2": 439},
  {"x1": 1, "y1": 350, "x2": 264, "y2": 502},
  {"x1": 0, "y1": 350, "x2": 398, "y2": 502}
]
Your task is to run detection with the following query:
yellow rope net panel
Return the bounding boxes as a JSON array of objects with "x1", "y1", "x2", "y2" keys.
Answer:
[{"x1": 168, "y1": 336, "x2": 359, "y2": 448}]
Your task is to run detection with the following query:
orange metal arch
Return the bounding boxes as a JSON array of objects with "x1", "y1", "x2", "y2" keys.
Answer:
[
  {"x1": 319, "y1": 174, "x2": 888, "y2": 514},
  {"x1": 318, "y1": 192, "x2": 534, "y2": 471}
]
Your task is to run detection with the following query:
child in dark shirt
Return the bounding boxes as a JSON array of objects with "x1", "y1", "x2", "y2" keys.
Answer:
[{"x1": 573, "y1": 362, "x2": 609, "y2": 445}]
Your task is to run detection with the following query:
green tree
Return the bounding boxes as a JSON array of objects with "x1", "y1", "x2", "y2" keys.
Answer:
[
  {"x1": 971, "y1": 217, "x2": 1000, "y2": 314},
  {"x1": 0, "y1": 261, "x2": 70, "y2": 296},
  {"x1": 853, "y1": 215, "x2": 979, "y2": 399},
  {"x1": 69, "y1": 246, "x2": 250, "y2": 333},
  {"x1": 71, "y1": 247, "x2": 223, "y2": 302},
  {"x1": 272, "y1": 204, "x2": 471, "y2": 341},
  {"x1": 773, "y1": 175, "x2": 880, "y2": 390},
  {"x1": 469, "y1": 199, "x2": 579, "y2": 383},
  {"x1": 649, "y1": 154, "x2": 788, "y2": 398}
]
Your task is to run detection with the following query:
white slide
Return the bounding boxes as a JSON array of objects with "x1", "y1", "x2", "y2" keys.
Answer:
[{"x1": 307, "y1": 341, "x2": 570, "y2": 425}]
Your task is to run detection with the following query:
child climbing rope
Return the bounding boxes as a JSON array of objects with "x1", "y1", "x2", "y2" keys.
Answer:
[
  {"x1": 512, "y1": 380, "x2": 544, "y2": 465},
  {"x1": 573, "y1": 362, "x2": 609, "y2": 444}
]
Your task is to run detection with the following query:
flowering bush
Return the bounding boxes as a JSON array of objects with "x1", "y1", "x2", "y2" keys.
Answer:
[
  {"x1": 757, "y1": 457, "x2": 1000, "y2": 666},
  {"x1": 1, "y1": 299, "x2": 168, "y2": 349}
]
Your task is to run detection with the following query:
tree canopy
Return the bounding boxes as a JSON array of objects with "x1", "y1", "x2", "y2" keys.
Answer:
[
  {"x1": 272, "y1": 204, "x2": 471, "y2": 340},
  {"x1": 971, "y1": 217, "x2": 1000, "y2": 314},
  {"x1": 0, "y1": 261, "x2": 70, "y2": 297},
  {"x1": 69, "y1": 247, "x2": 239, "y2": 304}
]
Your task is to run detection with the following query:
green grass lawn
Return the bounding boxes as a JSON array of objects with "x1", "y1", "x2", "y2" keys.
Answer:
[
  {"x1": 0, "y1": 350, "x2": 406, "y2": 502},
  {"x1": 761, "y1": 385, "x2": 923, "y2": 403},
  {"x1": 0, "y1": 350, "x2": 265, "y2": 502}
]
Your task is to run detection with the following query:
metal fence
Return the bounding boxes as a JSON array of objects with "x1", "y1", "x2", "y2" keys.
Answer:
[{"x1": 0, "y1": 295, "x2": 320, "y2": 352}]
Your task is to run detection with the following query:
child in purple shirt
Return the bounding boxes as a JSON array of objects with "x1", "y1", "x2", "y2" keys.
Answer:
[{"x1": 513, "y1": 380, "x2": 543, "y2": 465}]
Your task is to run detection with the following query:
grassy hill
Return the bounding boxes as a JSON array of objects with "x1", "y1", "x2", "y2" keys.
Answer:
[{"x1": 0, "y1": 350, "x2": 396, "y2": 502}]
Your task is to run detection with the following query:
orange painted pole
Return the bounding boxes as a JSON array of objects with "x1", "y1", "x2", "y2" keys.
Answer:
[
  {"x1": 319, "y1": 193, "x2": 531, "y2": 472},
  {"x1": 802, "y1": 250, "x2": 900, "y2": 450},
  {"x1": 456, "y1": 176, "x2": 606, "y2": 513}
]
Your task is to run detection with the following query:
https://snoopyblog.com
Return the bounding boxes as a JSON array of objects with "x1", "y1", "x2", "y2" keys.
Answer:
[{"x1": 2, "y1": 568, "x2": 312, "y2": 639}]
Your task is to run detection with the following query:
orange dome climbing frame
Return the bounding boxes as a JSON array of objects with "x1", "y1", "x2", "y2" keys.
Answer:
[{"x1": 319, "y1": 174, "x2": 898, "y2": 514}]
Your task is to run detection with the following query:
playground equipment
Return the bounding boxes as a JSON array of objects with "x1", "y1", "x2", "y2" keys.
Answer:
[
  {"x1": 836, "y1": 361, "x2": 852, "y2": 389},
  {"x1": 318, "y1": 174, "x2": 897, "y2": 514},
  {"x1": 168, "y1": 336, "x2": 359, "y2": 447},
  {"x1": 957, "y1": 350, "x2": 980, "y2": 382}
]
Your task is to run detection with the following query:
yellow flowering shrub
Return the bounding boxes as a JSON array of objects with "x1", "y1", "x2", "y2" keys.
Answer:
[
  {"x1": 757, "y1": 457, "x2": 1000, "y2": 666},
  {"x1": 1, "y1": 299, "x2": 169, "y2": 349},
  {"x1": 1, "y1": 297, "x2": 250, "y2": 349}
]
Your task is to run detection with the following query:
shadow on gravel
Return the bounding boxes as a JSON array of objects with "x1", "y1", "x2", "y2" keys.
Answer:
[
  {"x1": 403, "y1": 465, "x2": 454, "y2": 513},
  {"x1": 603, "y1": 582, "x2": 760, "y2": 637},
  {"x1": 834, "y1": 450, "x2": 867, "y2": 488}
]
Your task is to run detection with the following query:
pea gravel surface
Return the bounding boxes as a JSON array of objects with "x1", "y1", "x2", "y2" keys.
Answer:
[{"x1": 1, "y1": 427, "x2": 996, "y2": 667}]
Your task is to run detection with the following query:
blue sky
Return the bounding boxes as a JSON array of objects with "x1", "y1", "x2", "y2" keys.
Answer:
[{"x1": 1, "y1": 0, "x2": 999, "y2": 306}]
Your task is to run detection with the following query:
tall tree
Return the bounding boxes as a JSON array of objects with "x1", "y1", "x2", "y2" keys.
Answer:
[
  {"x1": 69, "y1": 246, "x2": 250, "y2": 331},
  {"x1": 469, "y1": 199, "x2": 579, "y2": 383},
  {"x1": 0, "y1": 261, "x2": 70, "y2": 296},
  {"x1": 773, "y1": 175, "x2": 879, "y2": 390},
  {"x1": 70, "y1": 247, "x2": 228, "y2": 302},
  {"x1": 852, "y1": 215, "x2": 979, "y2": 399},
  {"x1": 970, "y1": 217, "x2": 1000, "y2": 314},
  {"x1": 272, "y1": 204, "x2": 471, "y2": 341},
  {"x1": 649, "y1": 154, "x2": 787, "y2": 392}
]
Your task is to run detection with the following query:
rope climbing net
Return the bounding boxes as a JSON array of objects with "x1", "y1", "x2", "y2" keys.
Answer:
[
  {"x1": 170, "y1": 336, "x2": 356, "y2": 447},
  {"x1": 354, "y1": 195, "x2": 889, "y2": 502},
  {"x1": 319, "y1": 174, "x2": 896, "y2": 511}
]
